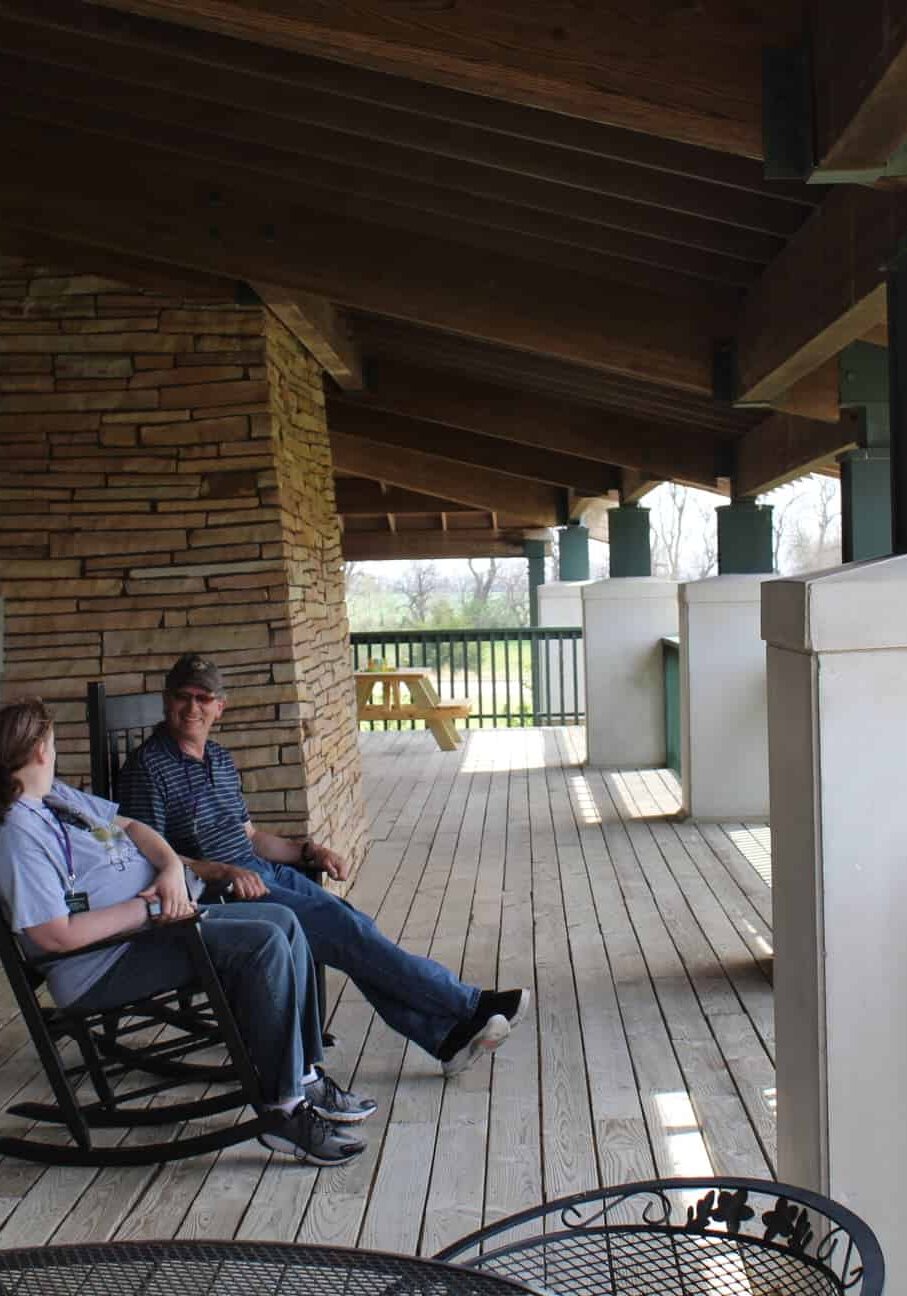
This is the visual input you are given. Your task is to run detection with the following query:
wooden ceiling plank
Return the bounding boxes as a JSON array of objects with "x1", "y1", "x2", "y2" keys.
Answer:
[
  {"x1": 736, "y1": 185, "x2": 899, "y2": 403},
  {"x1": 253, "y1": 281, "x2": 362, "y2": 389},
  {"x1": 79, "y1": 0, "x2": 801, "y2": 157},
  {"x1": 342, "y1": 531, "x2": 526, "y2": 560},
  {"x1": 345, "y1": 358, "x2": 725, "y2": 487},
  {"x1": 0, "y1": 46, "x2": 805, "y2": 238},
  {"x1": 0, "y1": 140, "x2": 726, "y2": 393},
  {"x1": 327, "y1": 401, "x2": 620, "y2": 494},
  {"x1": 329, "y1": 430, "x2": 566, "y2": 526},
  {"x1": 770, "y1": 359, "x2": 840, "y2": 424},
  {"x1": 0, "y1": 0, "x2": 816, "y2": 201},
  {"x1": 734, "y1": 410, "x2": 861, "y2": 498}
]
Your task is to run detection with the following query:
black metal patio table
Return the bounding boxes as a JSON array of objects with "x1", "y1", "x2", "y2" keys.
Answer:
[
  {"x1": 0, "y1": 1240, "x2": 533, "y2": 1296},
  {"x1": 435, "y1": 1177, "x2": 886, "y2": 1295}
]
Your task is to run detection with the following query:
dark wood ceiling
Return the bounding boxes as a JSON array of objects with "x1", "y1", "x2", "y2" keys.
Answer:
[{"x1": 0, "y1": 0, "x2": 892, "y2": 558}]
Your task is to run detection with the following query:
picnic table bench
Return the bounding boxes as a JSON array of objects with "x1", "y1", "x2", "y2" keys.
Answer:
[{"x1": 354, "y1": 668, "x2": 471, "y2": 751}]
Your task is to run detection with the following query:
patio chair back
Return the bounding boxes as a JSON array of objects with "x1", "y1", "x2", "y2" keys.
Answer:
[
  {"x1": 0, "y1": 907, "x2": 280, "y2": 1166},
  {"x1": 436, "y1": 1177, "x2": 885, "y2": 1295}
]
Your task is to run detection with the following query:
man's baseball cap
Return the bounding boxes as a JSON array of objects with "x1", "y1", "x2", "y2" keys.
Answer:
[{"x1": 164, "y1": 654, "x2": 226, "y2": 697}]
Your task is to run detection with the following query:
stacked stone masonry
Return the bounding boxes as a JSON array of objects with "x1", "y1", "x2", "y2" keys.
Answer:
[{"x1": 0, "y1": 259, "x2": 367, "y2": 881}]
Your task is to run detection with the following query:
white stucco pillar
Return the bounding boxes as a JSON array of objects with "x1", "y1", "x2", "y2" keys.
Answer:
[
  {"x1": 582, "y1": 577, "x2": 678, "y2": 767},
  {"x1": 538, "y1": 580, "x2": 589, "y2": 722},
  {"x1": 679, "y1": 574, "x2": 771, "y2": 819},
  {"x1": 762, "y1": 555, "x2": 907, "y2": 1277}
]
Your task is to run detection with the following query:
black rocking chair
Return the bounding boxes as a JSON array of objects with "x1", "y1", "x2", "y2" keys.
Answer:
[
  {"x1": 85, "y1": 681, "x2": 331, "y2": 1038},
  {"x1": 0, "y1": 910, "x2": 282, "y2": 1166},
  {"x1": 435, "y1": 1177, "x2": 885, "y2": 1295}
]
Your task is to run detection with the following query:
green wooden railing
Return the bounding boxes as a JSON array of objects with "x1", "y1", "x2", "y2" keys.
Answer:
[
  {"x1": 350, "y1": 627, "x2": 584, "y2": 728},
  {"x1": 662, "y1": 636, "x2": 681, "y2": 775}
]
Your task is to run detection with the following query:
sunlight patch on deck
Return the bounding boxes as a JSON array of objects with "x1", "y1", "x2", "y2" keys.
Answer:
[
  {"x1": 567, "y1": 772, "x2": 602, "y2": 825},
  {"x1": 654, "y1": 1091, "x2": 713, "y2": 1177},
  {"x1": 726, "y1": 826, "x2": 772, "y2": 887},
  {"x1": 459, "y1": 727, "x2": 548, "y2": 772}
]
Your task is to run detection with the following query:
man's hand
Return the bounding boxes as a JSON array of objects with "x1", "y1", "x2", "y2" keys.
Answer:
[
  {"x1": 222, "y1": 864, "x2": 270, "y2": 900},
  {"x1": 140, "y1": 860, "x2": 196, "y2": 922},
  {"x1": 307, "y1": 843, "x2": 350, "y2": 882}
]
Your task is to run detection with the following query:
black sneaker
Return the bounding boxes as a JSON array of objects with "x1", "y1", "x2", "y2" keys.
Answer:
[
  {"x1": 439, "y1": 1013, "x2": 510, "y2": 1078},
  {"x1": 304, "y1": 1067, "x2": 378, "y2": 1124},
  {"x1": 259, "y1": 1101, "x2": 366, "y2": 1165}
]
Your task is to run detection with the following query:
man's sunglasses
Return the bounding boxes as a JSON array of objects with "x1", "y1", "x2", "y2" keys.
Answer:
[{"x1": 169, "y1": 689, "x2": 221, "y2": 706}]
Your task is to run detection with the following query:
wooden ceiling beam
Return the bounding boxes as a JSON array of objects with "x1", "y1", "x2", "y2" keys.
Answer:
[
  {"x1": 252, "y1": 282, "x2": 362, "y2": 390},
  {"x1": 619, "y1": 470, "x2": 663, "y2": 504},
  {"x1": 327, "y1": 402, "x2": 619, "y2": 495},
  {"x1": 734, "y1": 410, "x2": 861, "y2": 498},
  {"x1": 85, "y1": 0, "x2": 801, "y2": 158},
  {"x1": 333, "y1": 480, "x2": 475, "y2": 516},
  {"x1": 770, "y1": 358, "x2": 840, "y2": 424},
  {"x1": 342, "y1": 530, "x2": 527, "y2": 560},
  {"x1": 0, "y1": 131, "x2": 726, "y2": 393},
  {"x1": 736, "y1": 187, "x2": 899, "y2": 403},
  {"x1": 812, "y1": 3, "x2": 907, "y2": 181},
  {"x1": 344, "y1": 359, "x2": 726, "y2": 487},
  {"x1": 0, "y1": 0, "x2": 811, "y2": 201},
  {"x1": 329, "y1": 431, "x2": 568, "y2": 526},
  {"x1": 0, "y1": 35, "x2": 812, "y2": 238},
  {"x1": 0, "y1": 88, "x2": 783, "y2": 274}
]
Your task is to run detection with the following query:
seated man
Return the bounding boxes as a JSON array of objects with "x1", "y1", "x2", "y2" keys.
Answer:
[
  {"x1": 0, "y1": 697, "x2": 374, "y2": 1168},
  {"x1": 117, "y1": 654, "x2": 529, "y2": 1077}
]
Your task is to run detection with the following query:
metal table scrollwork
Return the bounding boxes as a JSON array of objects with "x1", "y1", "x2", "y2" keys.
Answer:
[
  {"x1": 0, "y1": 1241, "x2": 534, "y2": 1296},
  {"x1": 435, "y1": 1177, "x2": 886, "y2": 1296}
]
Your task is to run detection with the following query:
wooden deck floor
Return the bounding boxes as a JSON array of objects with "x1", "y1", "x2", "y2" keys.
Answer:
[{"x1": 0, "y1": 727, "x2": 775, "y2": 1254}]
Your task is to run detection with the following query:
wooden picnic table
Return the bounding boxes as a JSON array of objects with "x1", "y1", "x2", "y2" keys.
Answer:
[{"x1": 354, "y1": 667, "x2": 470, "y2": 751}]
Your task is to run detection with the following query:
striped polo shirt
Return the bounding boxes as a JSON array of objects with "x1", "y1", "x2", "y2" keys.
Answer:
[{"x1": 117, "y1": 727, "x2": 261, "y2": 870}]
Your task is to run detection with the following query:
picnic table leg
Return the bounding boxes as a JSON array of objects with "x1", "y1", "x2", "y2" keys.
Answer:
[{"x1": 409, "y1": 678, "x2": 463, "y2": 751}]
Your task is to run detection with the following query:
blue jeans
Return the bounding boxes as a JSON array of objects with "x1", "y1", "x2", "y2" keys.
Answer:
[
  {"x1": 242, "y1": 861, "x2": 480, "y2": 1055},
  {"x1": 72, "y1": 903, "x2": 322, "y2": 1106}
]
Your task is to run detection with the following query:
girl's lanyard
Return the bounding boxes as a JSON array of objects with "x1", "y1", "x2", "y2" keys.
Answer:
[{"x1": 23, "y1": 803, "x2": 76, "y2": 894}]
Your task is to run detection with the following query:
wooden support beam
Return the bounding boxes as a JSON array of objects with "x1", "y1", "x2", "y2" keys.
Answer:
[
  {"x1": 812, "y1": 3, "x2": 907, "y2": 181},
  {"x1": 736, "y1": 186, "x2": 900, "y2": 403},
  {"x1": 0, "y1": 123, "x2": 727, "y2": 393},
  {"x1": 85, "y1": 0, "x2": 802, "y2": 157},
  {"x1": 734, "y1": 410, "x2": 861, "y2": 498},
  {"x1": 252, "y1": 282, "x2": 362, "y2": 389},
  {"x1": 619, "y1": 470, "x2": 663, "y2": 504},
  {"x1": 327, "y1": 401, "x2": 619, "y2": 494},
  {"x1": 329, "y1": 430, "x2": 567, "y2": 526},
  {"x1": 770, "y1": 358, "x2": 841, "y2": 424},
  {"x1": 345, "y1": 359, "x2": 725, "y2": 487},
  {"x1": 342, "y1": 530, "x2": 526, "y2": 561},
  {"x1": 333, "y1": 480, "x2": 474, "y2": 515}
]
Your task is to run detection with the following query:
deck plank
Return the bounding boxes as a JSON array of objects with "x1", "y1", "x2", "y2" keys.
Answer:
[{"x1": 0, "y1": 727, "x2": 775, "y2": 1254}]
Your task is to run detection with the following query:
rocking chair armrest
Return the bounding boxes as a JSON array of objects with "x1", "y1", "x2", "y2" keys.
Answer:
[{"x1": 29, "y1": 913, "x2": 203, "y2": 970}]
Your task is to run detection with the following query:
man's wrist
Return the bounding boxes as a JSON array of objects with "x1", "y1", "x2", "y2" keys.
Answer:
[{"x1": 298, "y1": 838, "x2": 318, "y2": 866}]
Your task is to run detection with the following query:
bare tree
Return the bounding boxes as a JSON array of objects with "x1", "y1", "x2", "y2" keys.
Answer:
[
  {"x1": 467, "y1": 557, "x2": 498, "y2": 608},
  {"x1": 497, "y1": 561, "x2": 530, "y2": 624},
  {"x1": 398, "y1": 560, "x2": 439, "y2": 624},
  {"x1": 650, "y1": 483, "x2": 689, "y2": 579}
]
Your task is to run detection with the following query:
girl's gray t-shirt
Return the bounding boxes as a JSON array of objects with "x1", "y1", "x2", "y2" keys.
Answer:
[{"x1": 0, "y1": 781, "x2": 156, "y2": 1007}]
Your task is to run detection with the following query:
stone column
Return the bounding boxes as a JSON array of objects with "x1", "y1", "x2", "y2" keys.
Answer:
[
  {"x1": 0, "y1": 258, "x2": 367, "y2": 877},
  {"x1": 608, "y1": 505, "x2": 652, "y2": 577},
  {"x1": 582, "y1": 578, "x2": 677, "y2": 767},
  {"x1": 762, "y1": 555, "x2": 907, "y2": 1277}
]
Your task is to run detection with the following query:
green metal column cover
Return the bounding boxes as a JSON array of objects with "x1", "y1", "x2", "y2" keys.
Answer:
[
  {"x1": 523, "y1": 539, "x2": 547, "y2": 626},
  {"x1": 717, "y1": 501, "x2": 773, "y2": 573},
  {"x1": 558, "y1": 522, "x2": 590, "y2": 580},
  {"x1": 609, "y1": 505, "x2": 652, "y2": 577},
  {"x1": 839, "y1": 341, "x2": 891, "y2": 561},
  {"x1": 840, "y1": 454, "x2": 892, "y2": 561}
]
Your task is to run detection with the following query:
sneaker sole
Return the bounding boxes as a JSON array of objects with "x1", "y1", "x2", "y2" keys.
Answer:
[
  {"x1": 441, "y1": 1013, "x2": 510, "y2": 1078},
  {"x1": 259, "y1": 1133, "x2": 365, "y2": 1166},
  {"x1": 310, "y1": 1103, "x2": 377, "y2": 1125},
  {"x1": 508, "y1": 988, "x2": 531, "y2": 1030}
]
